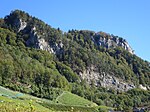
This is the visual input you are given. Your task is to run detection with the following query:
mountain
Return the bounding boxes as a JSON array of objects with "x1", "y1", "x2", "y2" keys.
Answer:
[{"x1": 0, "y1": 10, "x2": 150, "y2": 111}]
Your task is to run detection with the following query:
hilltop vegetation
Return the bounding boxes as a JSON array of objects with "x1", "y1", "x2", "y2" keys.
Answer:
[{"x1": 0, "y1": 10, "x2": 150, "y2": 111}]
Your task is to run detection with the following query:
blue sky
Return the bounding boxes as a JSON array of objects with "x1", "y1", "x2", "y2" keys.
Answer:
[{"x1": 1, "y1": 0, "x2": 150, "y2": 62}]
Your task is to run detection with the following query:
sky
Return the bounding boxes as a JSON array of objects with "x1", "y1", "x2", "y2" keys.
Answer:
[{"x1": 0, "y1": 0, "x2": 150, "y2": 62}]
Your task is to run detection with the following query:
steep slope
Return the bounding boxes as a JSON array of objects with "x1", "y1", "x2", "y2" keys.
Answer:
[
  {"x1": 0, "y1": 10, "x2": 150, "y2": 111},
  {"x1": 1, "y1": 10, "x2": 150, "y2": 90}
]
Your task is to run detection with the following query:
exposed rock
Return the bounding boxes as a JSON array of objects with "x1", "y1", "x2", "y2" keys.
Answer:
[
  {"x1": 100, "y1": 73, "x2": 135, "y2": 91},
  {"x1": 26, "y1": 27, "x2": 63, "y2": 54},
  {"x1": 79, "y1": 66, "x2": 100, "y2": 86},
  {"x1": 14, "y1": 18, "x2": 27, "y2": 32},
  {"x1": 139, "y1": 84, "x2": 147, "y2": 90},
  {"x1": 79, "y1": 66, "x2": 135, "y2": 91},
  {"x1": 51, "y1": 41, "x2": 64, "y2": 54},
  {"x1": 93, "y1": 32, "x2": 134, "y2": 54}
]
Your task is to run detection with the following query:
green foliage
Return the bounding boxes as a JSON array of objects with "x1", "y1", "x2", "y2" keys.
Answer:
[
  {"x1": 2, "y1": 10, "x2": 150, "y2": 87},
  {"x1": 0, "y1": 27, "x2": 16, "y2": 46},
  {"x1": 0, "y1": 10, "x2": 150, "y2": 111},
  {"x1": 56, "y1": 62, "x2": 79, "y2": 82},
  {"x1": 0, "y1": 28, "x2": 70, "y2": 100}
]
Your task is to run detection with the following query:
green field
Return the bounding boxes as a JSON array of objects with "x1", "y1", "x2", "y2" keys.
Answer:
[
  {"x1": 0, "y1": 86, "x2": 54, "y2": 112},
  {"x1": 0, "y1": 86, "x2": 18, "y2": 97},
  {"x1": 0, "y1": 86, "x2": 108, "y2": 112},
  {"x1": 55, "y1": 91, "x2": 97, "y2": 107},
  {"x1": 0, "y1": 95, "x2": 54, "y2": 112}
]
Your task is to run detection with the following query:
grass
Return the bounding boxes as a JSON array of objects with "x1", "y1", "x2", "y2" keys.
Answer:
[
  {"x1": 38, "y1": 91, "x2": 98, "y2": 112},
  {"x1": 55, "y1": 91, "x2": 97, "y2": 107},
  {"x1": 40, "y1": 102, "x2": 98, "y2": 112},
  {"x1": 0, "y1": 86, "x2": 52, "y2": 102},
  {"x1": 0, "y1": 86, "x2": 54, "y2": 112},
  {"x1": 0, "y1": 86, "x2": 112, "y2": 112},
  {"x1": 0, "y1": 95, "x2": 53, "y2": 112},
  {"x1": 0, "y1": 86, "x2": 18, "y2": 97}
]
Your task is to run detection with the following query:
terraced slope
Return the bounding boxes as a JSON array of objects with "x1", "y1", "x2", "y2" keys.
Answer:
[
  {"x1": 0, "y1": 86, "x2": 106, "y2": 112},
  {"x1": 56, "y1": 91, "x2": 97, "y2": 107}
]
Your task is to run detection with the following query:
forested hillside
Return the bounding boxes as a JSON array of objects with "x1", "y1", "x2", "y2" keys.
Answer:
[{"x1": 0, "y1": 10, "x2": 150, "y2": 111}]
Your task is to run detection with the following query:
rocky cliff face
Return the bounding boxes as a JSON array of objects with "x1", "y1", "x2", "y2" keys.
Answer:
[
  {"x1": 26, "y1": 26, "x2": 63, "y2": 54},
  {"x1": 25, "y1": 27, "x2": 54, "y2": 53},
  {"x1": 16, "y1": 19, "x2": 27, "y2": 32},
  {"x1": 15, "y1": 19, "x2": 134, "y2": 91},
  {"x1": 93, "y1": 32, "x2": 134, "y2": 54},
  {"x1": 5, "y1": 11, "x2": 136, "y2": 91},
  {"x1": 79, "y1": 66, "x2": 135, "y2": 91},
  {"x1": 11, "y1": 16, "x2": 134, "y2": 55},
  {"x1": 12, "y1": 18, "x2": 63, "y2": 54}
]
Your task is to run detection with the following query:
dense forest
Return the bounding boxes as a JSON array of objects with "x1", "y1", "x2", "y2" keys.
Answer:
[{"x1": 0, "y1": 10, "x2": 150, "y2": 111}]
